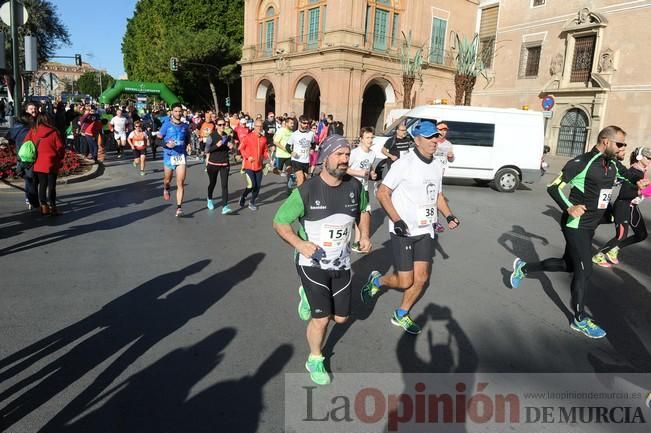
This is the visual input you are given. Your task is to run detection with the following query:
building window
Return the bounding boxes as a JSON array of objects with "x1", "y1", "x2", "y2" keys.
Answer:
[
  {"x1": 258, "y1": 6, "x2": 276, "y2": 56},
  {"x1": 365, "y1": 1, "x2": 400, "y2": 52},
  {"x1": 532, "y1": 0, "x2": 546, "y2": 7},
  {"x1": 429, "y1": 17, "x2": 447, "y2": 64},
  {"x1": 298, "y1": 0, "x2": 326, "y2": 50},
  {"x1": 570, "y1": 35, "x2": 596, "y2": 83},
  {"x1": 478, "y1": 6, "x2": 498, "y2": 68},
  {"x1": 519, "y1": 44, "x2": 541, "y2": 78}
]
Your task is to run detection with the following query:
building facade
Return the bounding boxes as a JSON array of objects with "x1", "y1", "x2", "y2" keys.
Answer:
[
  {"x1": 472, "y1": 0, "x2": 651, "y2": 156},
  {"x1": 29, "y1": 61, "x2": 99, "y2": 100},
  {"x1": 240, "y1": 0, "x2": 478, "y2": 137}
]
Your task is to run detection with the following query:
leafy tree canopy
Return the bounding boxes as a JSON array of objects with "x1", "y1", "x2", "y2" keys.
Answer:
[
  {"x1": 0, "y1": 0, "x2": 71, "y2": 69},
  {"x1": 77, "y1": 71, "x2": 115, "y2": 98},
  {"x1": 122, "y1": 0, "x2": 243, "y2": 107}
]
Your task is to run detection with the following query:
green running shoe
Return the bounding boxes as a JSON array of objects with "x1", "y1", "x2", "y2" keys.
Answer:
[
  {"x1": 390, "y1": 311, "x2": 421, "y2": 334},
  {"x1": 298, "y1": 286, "x2": 311, "y2": 321},
  {"x1": 305, "y1": 354, "x2": 330, "y2": 385},
  {"x1": 605, "y1": 247, "x2": 620, "y2": 265},
  {"x1": 361, "y1": 270, "x2": 381, "y2": 304},
  {"x1": 592, "y1": 252, "x2": 612, "y2": 268}
]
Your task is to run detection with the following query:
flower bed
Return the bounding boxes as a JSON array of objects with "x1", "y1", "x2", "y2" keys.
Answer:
[{"x1": 0, "y1": 145, "x2": 86, "y2": 179}]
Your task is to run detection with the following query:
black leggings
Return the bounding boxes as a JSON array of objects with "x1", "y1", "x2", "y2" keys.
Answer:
[
  {"x1": 36, "y1": 172, "x2": 58, "y2": 206},
  {"x1": 207, "y1": 164, "x2": 229, "y2": 206},
  {"x1": 600, "y1": 202, "x2": 647, "y2": 253},
  {"x1": 523, "y1": 228, "x2": 593, "y2": 320}
]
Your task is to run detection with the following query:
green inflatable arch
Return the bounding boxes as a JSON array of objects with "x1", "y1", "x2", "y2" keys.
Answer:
[{"x1": 98, "y1": 80, "x2": 179, "y2": 105}]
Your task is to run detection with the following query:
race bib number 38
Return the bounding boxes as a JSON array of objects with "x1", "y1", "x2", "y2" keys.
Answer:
[
  {"x1": 170, "y1": 154, "x2": 186, "y2": 166},
  {"x1": 320, "y1": 223, "x2": 352, "y2": 248},
  {"x1": 598, "y1": 188, "x2": 613, "y2": 209},
  {"x1": 417, "y1": 204, "x2": 437, "y2": 226}
]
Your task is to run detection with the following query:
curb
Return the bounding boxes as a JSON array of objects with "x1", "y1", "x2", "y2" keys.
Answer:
[{"x1": 0, "y1": 162, "x2": 102, "y2": 191}]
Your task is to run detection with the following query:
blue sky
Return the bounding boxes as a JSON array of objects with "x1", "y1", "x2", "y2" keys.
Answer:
[{"x1": 52, "y1": 0, "x2": 138, "y2": 78}]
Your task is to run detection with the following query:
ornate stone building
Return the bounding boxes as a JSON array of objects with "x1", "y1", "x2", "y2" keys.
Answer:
[
  {"x1": 240, "y1": 0, "x2": 478, "y2": 137},
  {"x1": 472, "y1": 0, "x2": 651, "y2": 156},
  {"x1": 29, "y1": 61, "x2": 99, "y2": 99}
]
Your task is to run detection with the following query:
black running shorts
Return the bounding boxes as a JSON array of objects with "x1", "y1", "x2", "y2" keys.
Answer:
[
  {"x1": 291, "y1": 160, "x2": 310, "y2": 174},
  {"x1": 390, "y1": 233, "x2": 434, "y2": 272},
  {"x1": 296, "y1": 264, "x2": 352, "y2": 318}
]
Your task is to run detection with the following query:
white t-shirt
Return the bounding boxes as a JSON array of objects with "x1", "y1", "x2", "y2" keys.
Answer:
[
  {"x1": 110, "y1": 116, "x2": 128, "y2": 134},
  {"x1": 381, "y1": 150, "x2": 444, "y2": 238},
  {"x1": 288, "y1": 129, "x2": 315, "y2": 163},
  {"x1": 434, "y1": 139, "x2": 453, "y2": 168},
  {"x1": 349, "y1": 146, "x2": 376, "y2": 188}
]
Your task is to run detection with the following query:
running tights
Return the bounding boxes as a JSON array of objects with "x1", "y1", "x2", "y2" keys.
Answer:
[
  {"x1": 207, "y1": 164, "x2": 229, "y2": 206},
  {"x1": 36, "y1": 172, "x2": 58, "y2": 206},
  {"x1": 600, "y1": 205, "x2": 647, "y2": 253},
  {"x1": 241, "y1": 169, "x2": 263, "y2": 205},
  {"x1": 523, "y1": 228, "x2": 593, "y2": 320}
]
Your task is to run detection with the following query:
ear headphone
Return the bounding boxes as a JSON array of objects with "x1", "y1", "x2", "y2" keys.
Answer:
[{"x1": 635, "y1": 147, "x2": 645, "y2": 161}]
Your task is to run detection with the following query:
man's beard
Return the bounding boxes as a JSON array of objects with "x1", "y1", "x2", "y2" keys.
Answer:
[{"x1": 325, "y1": 160, "x2": 348, "y2": 178}]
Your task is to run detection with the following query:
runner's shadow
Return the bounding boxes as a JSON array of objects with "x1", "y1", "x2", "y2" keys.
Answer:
[
  {"x1": 0, "y1": 254, "x2": 265, "y2": 431},
  {"x1": 388, "y1": 303, "x2": 477, "y2": 433},
  {"x1": 497, "y1": 225, "x2": 573, "y2": 323},
  {"x1": 39, "y1": 328, "x2": 238, "y2": 433},
  {"x1": 0, "y1": 204, "x2": 169, "y2": 257}
]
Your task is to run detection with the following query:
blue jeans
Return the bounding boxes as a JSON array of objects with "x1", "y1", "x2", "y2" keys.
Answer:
[
  {"x1": 84, "y1": 135, "x2": 98, "y2": 160},
  {"x1": 242, "y1": 169, "x2": 263, "y2": 205}
]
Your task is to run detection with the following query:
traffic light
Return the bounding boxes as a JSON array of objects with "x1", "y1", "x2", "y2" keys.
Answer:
[
  {"x1": 170, "y1": 57, "x2": 179, "y2": 71},
  {"x1": 75, "y1": 54, "x2": 82, "y2": 66}
]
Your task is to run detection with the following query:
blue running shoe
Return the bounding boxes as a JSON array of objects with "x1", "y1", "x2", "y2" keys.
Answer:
[
  {"x1": 207, "y1": 198, "x2": 214, "y2": 210},
  {"x1": 571, "y1": 317, "x2": 606, "y2": 339},
  {"x1": 509, "y1": 258, "x2": 526, "y2": 289},
  {"x1": 221, "y1": 204, "x2": 233, "y2": 215}
]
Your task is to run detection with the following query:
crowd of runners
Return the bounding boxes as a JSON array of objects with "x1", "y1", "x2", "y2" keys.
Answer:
[{"x1": 7, "y1": 100, "x2": 651, "y2": 386}]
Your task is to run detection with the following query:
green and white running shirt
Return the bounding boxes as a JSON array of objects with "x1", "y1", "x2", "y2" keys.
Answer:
[{"x1": 274, "y1": 175, "x2": 369, "y2": 270}]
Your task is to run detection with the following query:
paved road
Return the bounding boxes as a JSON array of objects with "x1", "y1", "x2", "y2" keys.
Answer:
[{"x1": 1, "y1": 154, "x2": 649, "y2": 432}]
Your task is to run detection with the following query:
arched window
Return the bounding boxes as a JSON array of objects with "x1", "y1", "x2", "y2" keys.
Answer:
[
  {"x1": 365, "y1": 0, "x2": 400, "y2": 51},
  {"x1": 557, "y1": 109, "x2": 589, "y2": 156},
  {"x1": 258, "y1": 5, "x2": 277, "y2": 56}
]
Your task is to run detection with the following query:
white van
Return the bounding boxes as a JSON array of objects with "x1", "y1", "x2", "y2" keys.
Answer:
[{"x1": 371, "y1": 105, "x2": 546, "y2": 192}]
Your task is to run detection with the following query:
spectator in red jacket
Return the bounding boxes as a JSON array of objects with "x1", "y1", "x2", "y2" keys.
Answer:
[
  {"x1": 238, "y1": 119, "x2": 269, "y2": 211},
  {"x1": 26, "y1": 113, "x2": 65, "y2": 215}
]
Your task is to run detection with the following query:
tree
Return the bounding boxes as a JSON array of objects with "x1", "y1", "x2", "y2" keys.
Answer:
[
  {"x1": 399, "y1": 31, "x2": 424, "y2": 109},
  {"x1": 452, "y1": 33, "x2": 488, "y2": 106},
  {"x1": 122, "y1": 0, "x2": 243, "y2": 108},
  {"x1": 77, "y1": 71, "x2": 115, "y2": 98},
  {"x1": 0, "y1": 0, "x2": 71, "y2": 68}
]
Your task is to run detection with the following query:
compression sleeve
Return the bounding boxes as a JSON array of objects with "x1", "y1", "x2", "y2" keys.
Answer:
[{"x1": 273, "y1": 188, "x2": 305, "y2": 225}]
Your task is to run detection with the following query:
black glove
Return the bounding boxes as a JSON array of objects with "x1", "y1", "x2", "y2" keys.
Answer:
[
  {"x1": 393, "y1": 219, "x2": 410, "y2": 237},
  {"x1": 446, "y1": 214, "x2": 460, "y2": 227}
]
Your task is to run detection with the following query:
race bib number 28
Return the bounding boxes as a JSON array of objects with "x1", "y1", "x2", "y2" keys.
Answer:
[{"x1": 170, "y1": 154, "x2": 186, "y2": 166}]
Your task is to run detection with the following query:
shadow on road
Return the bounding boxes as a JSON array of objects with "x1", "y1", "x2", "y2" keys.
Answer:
[
  {"x1": 0, "y1": 253, "x2": 265, "y2": 432},
  {"x1": 497, "y1": 224, "x2": 573, "y2": 323}
]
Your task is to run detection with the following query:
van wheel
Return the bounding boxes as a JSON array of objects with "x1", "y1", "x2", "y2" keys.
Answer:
[
  {"x1": 494, "y1": 168, "x2": 520, "y2": 193},
  {"x1": 473, "y1": 178, "x2": 491, "y2": 187}
]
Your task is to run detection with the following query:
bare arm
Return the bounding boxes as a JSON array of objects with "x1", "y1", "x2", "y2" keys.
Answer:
[
  {"x1": 381, "y1": 147, "x2": 397, "y2": 161},
  {"x1": 357, "y1": 211, "x2": 372, "y2": 252},
  {"x1": 273, "y1": 222, "x2": 319, "y2": 259},
  {"x1": 437, "y1": 192, "x2": 459, "y2": 230},
  {"x1": 376, "y1": 184, "x2": 402, "y2": 223}
]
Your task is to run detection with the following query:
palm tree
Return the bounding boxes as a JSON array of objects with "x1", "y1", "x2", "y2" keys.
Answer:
[
  {"x1": 452, "y1": 33, "x2": 488, "y2": 106},
  {"x1": 399, "y1": 31, "x2": 424, "y2": 109}
]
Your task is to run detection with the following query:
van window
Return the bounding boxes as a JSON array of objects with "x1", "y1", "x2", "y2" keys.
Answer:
[{"x1": 444, "y1": 121, "x2": 495, "y2": 147}]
